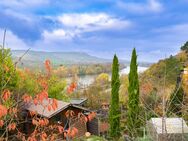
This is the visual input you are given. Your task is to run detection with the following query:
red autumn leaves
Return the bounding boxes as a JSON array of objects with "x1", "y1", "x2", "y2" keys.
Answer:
[
  {"x1": 64, "y1": 127, "x2": 79, "y2": 138},
  {"x1": 2, "y1": 89, "x2": 11, "y2": 101},
  {"x1": 80, "y1": 112, "x2": 96, "y2": 123},
  {"x1": 67, "y1": 82, "x2": 77, "y2": 94},
  {"x1": 8, "y1": 123, "x2": 16, "y2": 131},
  {"x1": 32, "y1": 118, "x2": 49, "y2": 127},
  {"x1": 0, "y1": 58, "x2": 95, "y2": 140},
  {"x1": 47, "y1": 98, "x2": 58, "y2": 112},
  {"x1": 0, "y1": 105, "x2": 8, "y2": 118},
  {"x1": 0, "y1": 104, "x2": 18, "y2": 128},
  {"x1": 45, "y1": 59, "x2": 51, "y2": 75}
]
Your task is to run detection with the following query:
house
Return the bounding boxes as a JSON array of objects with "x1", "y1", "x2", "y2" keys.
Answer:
[
  {"x1": 21, "y1": 98, "x2": 91, "y2": 138},
  {"x1": 70, "y1": 98, "x2": 87, "y2": 106},
  {"x1": 147, "y1": 118, "x2": 188, "y2": 141}
]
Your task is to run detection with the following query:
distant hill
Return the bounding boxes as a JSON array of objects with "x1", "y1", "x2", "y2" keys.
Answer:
[
  {"x1": 11, "y1": 50, "x2": 111, "y2": 69},
  {"x1": 11, "y1": 50, "x2": 152, "y2": 69}
]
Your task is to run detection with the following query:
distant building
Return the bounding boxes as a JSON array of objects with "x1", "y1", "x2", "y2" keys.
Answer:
[{"x1": 147, "y1": 118, "x2": 188, "y2": 141}]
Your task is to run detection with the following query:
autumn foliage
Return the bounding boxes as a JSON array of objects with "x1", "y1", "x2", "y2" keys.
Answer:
[
  {"x1": 0, "y1": 57, "x2": 95, "y2": 141},
  {"x1": 67, "y1": 82, "x2": 77, "y2": 94}
]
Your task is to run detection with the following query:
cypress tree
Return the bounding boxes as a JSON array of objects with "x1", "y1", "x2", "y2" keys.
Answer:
[
  {"x1": 127, "y1": 48, "x2": 140, "y2": 137},
  {"x1": 109, "y1": 54, "x2": 121, "y2": 138}
]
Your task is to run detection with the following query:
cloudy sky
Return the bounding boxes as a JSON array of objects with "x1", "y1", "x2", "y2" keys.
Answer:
[{"x1": 0, "y1": 0, "x2": 188, "y2": 62}]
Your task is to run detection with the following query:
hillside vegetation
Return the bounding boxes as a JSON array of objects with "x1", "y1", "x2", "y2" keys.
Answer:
[{"x1": 140, "y1": 51, "x2": 187, "y2": 95}]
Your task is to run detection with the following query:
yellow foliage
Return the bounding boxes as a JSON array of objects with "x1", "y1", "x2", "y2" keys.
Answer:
[{"x1": 95, "y1": 73, "x2": 109, "y2": 84}]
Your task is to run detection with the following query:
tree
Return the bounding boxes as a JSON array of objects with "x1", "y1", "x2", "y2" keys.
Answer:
[
  {"x1": 181, "y1": 41, "x2": 188, "y2": 53},
  {"x1": 95, "y1": 73, "x2": 109, "y2": 85},
  {"x1": 0, "y1": 48, "x2": 18, "y2": 90},
  {"x1": 127, "y1": 48, "x2": 140, "y2": 137},
  {"x1": 109, "y1": 55, "x2": 121, "y2": 138},
  {"x1": 0, "y1": 51, "x2": 96, "y2": 140}
]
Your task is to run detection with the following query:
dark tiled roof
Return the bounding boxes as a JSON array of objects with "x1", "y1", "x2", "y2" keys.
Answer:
[
  {"x1": 70, "y1": 98, "x2": 87, "y2": 105},
  {"x1": 24, "y1": 98, "x2": 70, "y2": 118}
]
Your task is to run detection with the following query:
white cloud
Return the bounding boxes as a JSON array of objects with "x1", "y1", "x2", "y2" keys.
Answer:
[
  {"x1": 43, "y1": 13, "x2": 132, "y2": 40},
  {"x1": 0, "y1": 29, "x2": 30, "y2": 50},
  {"x1": 57, "y1": 13, "x2": 131, "y2": 30},
  {"x1": 117, "y1": 0, "x2": 163, "y2": 13}
]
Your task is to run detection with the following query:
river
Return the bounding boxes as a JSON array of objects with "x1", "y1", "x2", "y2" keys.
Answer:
[{"x1": 66, "y1": 66, "x2": 148, "y2": 86}]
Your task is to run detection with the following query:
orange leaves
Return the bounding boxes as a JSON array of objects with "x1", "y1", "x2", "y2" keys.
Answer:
[
  {"x1": 67, "y1": 82, "x2": 77, "y2": 94},
  {"x1": 87, "y1": 112, "x2": 96, "y2": 122},
  {"x1": 0, "y1": 120, "x2": 4, "y2": 127},
  {"x1": 33, "y1": 98, "x2": 38, "y2": 105},
  {"x1": 65, "y1": 127, "x2": 78, "y2": 138},
  {"x1": 45, "y1": 59, "x2": 51, "y2": 75},
  {"x1": 8, "y1": 123, "x2": 16, "y2": 131},
  {"x1": 2, "y1": 89, "x2": 11, "y2": 101},
  {"x1": 32, "y1": 119, "x2": 38, "y2": 126},
  {"x1": 57, "y1": 125, "x2": 64, "y2": 133},
  {"x1": 36, "y1": 90, "x2": 48, "y2": 104},
  {"x1": 51, "y1": 99, "x2": 58, "y2": 110},
  {"x1": 30, "y1": 111, "x2": 37, "y2": 117},
  {"x1": 0, "y1": 105, "x2": 8, "y2": 118},
  {"x1": 47, "y1": 105, "x2": 51, "y2": 112},
  {"x1": 50, "y1": 135, "x2": 55, "y2": 141},
  {"x1": 65, "y1": 110, "x2": 75, "y2": 118},
  {"x1": 44, "y1": 118, "x2": 49, "y2": 126},
  {"x1": 84, "y1": 116, "x2": 88, "y2": 122},
  {"x1": 40, "y1": 81, "x2": 48, "y2": 91},
  {"x1": 78, "y1": 113, "x2": 88, "y2": 123},
  {"x1": 32, "y1": 118, "x2": 49, "y2": 127},
  {"x1": 72, "y1": 127, "x2": 78, "y2": 135},
  {"x1": 9, "y1": 107, "x2": 18, "y2": 118},
  {"x1": 27, "y1": 136, "x2": 37, "y2": 141},
  {"x1": 41, "y1": 132, "x2": 47, "y2": 141},
  {"x1": 71, "y1": 82, "x2": 77, "y2": 89},
  {"x1": 78, "y1": 112, "x2": 96, "y2": 123},
  {"x1": 39, "y1": 118, "x2": 49, "y2": 126},
  {"x1": 22, "y1": 94, "x2": 32, "y2": 103}
]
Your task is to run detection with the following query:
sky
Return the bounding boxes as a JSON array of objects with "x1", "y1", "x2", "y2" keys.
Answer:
[{"x1": 0, "y1": 0, "x2": 188, "y2": 62}]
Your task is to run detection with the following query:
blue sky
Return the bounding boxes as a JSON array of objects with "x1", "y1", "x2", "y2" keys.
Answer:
[{"x1": 0, "y1": 0, "x2": 188, "y2": 62}]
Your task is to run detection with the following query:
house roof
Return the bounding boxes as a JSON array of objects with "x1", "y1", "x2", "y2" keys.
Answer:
[
  {"x1": 149, "y1": 118, "x2": 188, "y2": 134},
  {"x1": 24, "y1": 98, "x2": 70, "y2": 118},
  {"x1": 71, "y1": 104, "x2": 91, "y2": 112},
  {"x1": 70, "y1": 98, "x2": 87, "y2": 105}
]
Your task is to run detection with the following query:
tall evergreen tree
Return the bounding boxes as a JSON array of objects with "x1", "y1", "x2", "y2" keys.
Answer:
[
  {"x1": 127, "y1": 48, "x2": 140, "y2": 137},
  {"x1": 109, "y1": 54, "x2": 121, "y2": 138}
]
